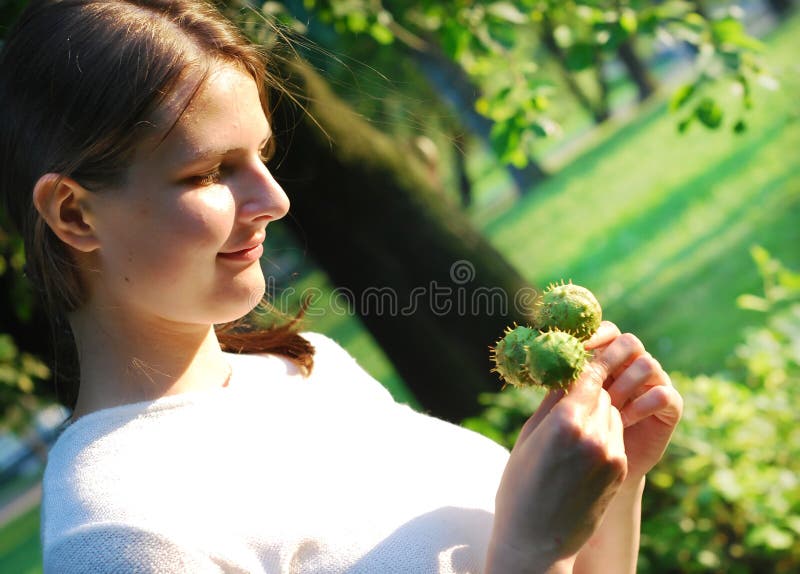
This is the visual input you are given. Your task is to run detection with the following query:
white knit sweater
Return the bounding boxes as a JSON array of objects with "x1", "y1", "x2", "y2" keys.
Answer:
[{"x1": 42, "y1": 332, "x2": 510, "y2": 573}]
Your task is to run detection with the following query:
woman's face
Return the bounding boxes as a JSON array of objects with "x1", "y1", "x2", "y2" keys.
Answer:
[{"x1": 84, "y1": 64, "x2": 289, "y2": 326}]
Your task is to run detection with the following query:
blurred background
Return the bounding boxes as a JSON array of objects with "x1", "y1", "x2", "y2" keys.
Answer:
[{"x1": 1, "y1": 0, "x2": 798, "y2": 571}]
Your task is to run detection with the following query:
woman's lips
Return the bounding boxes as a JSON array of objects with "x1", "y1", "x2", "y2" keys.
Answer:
[{"x1": 217, "y1": 243, "x2": 264, "y2": 262}]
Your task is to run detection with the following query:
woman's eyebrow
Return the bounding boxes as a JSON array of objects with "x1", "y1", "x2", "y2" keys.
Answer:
[{"x1": 180, "y1": 130, "x2": 272, "y2": 164}]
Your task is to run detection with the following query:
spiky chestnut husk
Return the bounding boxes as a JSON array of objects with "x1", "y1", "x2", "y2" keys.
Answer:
[
  {"x1": 534, "y1": 282, "x2": 602, "y2": 342},
  {"x1": 490, "y1": 325, "x2": 539, "y2": 388},
  {"x1": 526, "y1": 330, "x2": 588, "y2": 390}
]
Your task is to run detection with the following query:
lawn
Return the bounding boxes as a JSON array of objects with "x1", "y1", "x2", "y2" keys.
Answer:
[
  {"x1": 0, "y1": 506, "x2": 41, "y2": 574},
  {"x1": 476, "y1": 14, "x2": 800, "y2": 376}
]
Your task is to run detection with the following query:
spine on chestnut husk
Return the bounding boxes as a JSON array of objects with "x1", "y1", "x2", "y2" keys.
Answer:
[
  {"x1": 534, "y1": 281, "x2": 602, "y2": 342},
  {"x1": 490, "y1": 325, "x2": 538, "y2": 388}
]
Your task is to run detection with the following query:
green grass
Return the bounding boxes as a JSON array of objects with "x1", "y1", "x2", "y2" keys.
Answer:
[
  {"x1": 475, "y1": 15, "x2": 800, "y2": 376},
  {"x1": 0, "y1": 505, "x2": 41, "y2": 574}
]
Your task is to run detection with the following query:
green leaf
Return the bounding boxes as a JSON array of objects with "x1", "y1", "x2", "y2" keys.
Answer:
[
  {"x1": 736, "y1": 294, "x2": 770, "y2": 312},
  {"x1": 746, "y1": 524, "x2": 795, "y2": 550},
  {"x1": 669, "y1": 83, "x2": 695, "y2": 111},
  {"x1": 486, "y1": 2, "x2": 528, "y2": 25},
  {"x1": 509, "y1": 147, "x2": 528, "y2": 168},
  {"x1": 750, "y1": 244, "x2": 775, "y2": 274},
  {"x1": 695, "y1": 98, "x2": 723, "y2": 129},
  {"x1": 261, "y1": 2, "x2": 286, "y2": 16},
  {"x1": 21, "y1": 353, "x2": 50, "y2": 379},
  {"x1": 683, "y1": 12, "x2": 706, "y2": 31},
  {"x1": 346, "y1": 11, "x2": 369, "y2": 34},
  {"x1": 786, "y1": 516, "x2": 800, "y2": 536},
  {"x1": 565, "y1": 43, "x2": 595, "y2": 72},
  {"x1": 440, "y1": 21, "x2": 471, "y2": 59},
  {"x1": 733, "y1": 119, "x2": 747, "y2": 134},
  {"x1": 553, "y1": 25, "x2": 572, "y2": 49},
  {"x1": 654, "y1": 1, "x2": 694, "y2": 20},
  {"x1": 0, "y1": 334, "x2": 17, "y2": 362},
  {"x1": 711, "y1": 468, "x2": 743, "y2": 501},
  {"x1": 619, "y1": 9, "x2": 637, "y2": 35},
  {"x1": 530, "y1": 117, "x2": 559, "y2": 138},
  {"x1": 0, "y1": 364, "x2": 17, "y2": 384},
  {"x1": 531, "y1": 94, "x2": 549, "y2": 112},
  {"x1": 17, "y1": 373, "x2": 33, "y2": 393},
  {"x1": 711, "y1": 17, "x2": 766, "y2": 52},
  {"x1": 369, "y1": 22, "x2": 394, "y2": 45}
]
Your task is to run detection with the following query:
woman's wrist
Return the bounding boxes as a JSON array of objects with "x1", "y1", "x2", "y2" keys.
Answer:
[
  {"x1": 572, "y1": 475, "x2": 645, "y2": 574},
  {"x1": 484, "y1": 536, "x2": 575, "y2": 574},
  {"x1": 618, "y1": 474, "x2": 647, "y2": 499}
]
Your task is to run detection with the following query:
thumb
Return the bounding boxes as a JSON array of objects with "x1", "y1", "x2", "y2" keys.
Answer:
[{"x1": 514, "y1": 388, "x2": 566, "y2": 449}]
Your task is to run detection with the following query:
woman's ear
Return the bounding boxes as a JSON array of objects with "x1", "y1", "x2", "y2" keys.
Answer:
[{"x1": 32, "y1": 173, "x2": 100, "y2": 253}]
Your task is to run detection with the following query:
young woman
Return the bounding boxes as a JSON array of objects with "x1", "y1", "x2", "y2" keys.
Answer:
[{"x1": 0, "y1": 1, "x2": 683, "y2": 572}]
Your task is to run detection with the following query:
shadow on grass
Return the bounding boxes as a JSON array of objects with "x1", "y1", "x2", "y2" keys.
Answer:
[
  {"x1": 601, "y1": 152, "x2": 799, "y2": 374},
  {"x1": 566, "y1": 115, "x2": 791, "y2": 286}
]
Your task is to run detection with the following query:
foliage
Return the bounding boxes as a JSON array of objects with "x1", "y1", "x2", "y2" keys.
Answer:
[
  {"x1": 667, "y1": 4, "x2": 776, "y2": 134},
  {"x1": 464, "y1": 248, "x2": 800, "y2": 572},
  {"x1": 0, "y1": 333, "x2": 48, "y2": 434},
  {"x1": 0, "y1": 227, "x2": 49, "y2": 433},
  {"x1": 297, "y1": 0, "x2": 774, "y2": 167}
]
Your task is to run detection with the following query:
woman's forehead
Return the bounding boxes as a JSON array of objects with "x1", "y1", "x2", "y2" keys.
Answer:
[{"x1": 134, "y1": 65, "x2": 267, "y2": 162}]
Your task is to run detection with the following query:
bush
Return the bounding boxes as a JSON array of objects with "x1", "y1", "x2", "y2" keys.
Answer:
[{"x1": 463, "y1": 247, "x2": 800, "y2": 573}]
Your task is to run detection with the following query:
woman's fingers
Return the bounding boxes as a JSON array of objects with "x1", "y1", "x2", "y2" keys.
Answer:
[
  {"x1": 619, "y1": 384, "x2": 683, "y2": 428},
  {"x1": 606, "y1": 353, "x2": 661, "y2": 407},
  {"x1": 607, "y1": 402, "x2": 626, "y2": 461},
  {"x1": 583, "y1": 321, "x2": 621, "y2": 351},
  {"x1": 580, "y1": 332, "x2": 646, "y2": 393},
  {"x1": 518, "y1": 329, "x2": 655, "y2": 449}
]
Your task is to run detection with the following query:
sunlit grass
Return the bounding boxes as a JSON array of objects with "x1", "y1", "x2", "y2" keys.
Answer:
[
  {"x1": 477, "y1": 14, "x2": 800, "y2": 375},
  {"x1": 0, "y1": 505, "x2": 41, "y2": 574}
]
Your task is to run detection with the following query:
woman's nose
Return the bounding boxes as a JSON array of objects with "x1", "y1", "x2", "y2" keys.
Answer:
[{"x1": 237, "y1": 157, "x2": 290, "y2": 223}]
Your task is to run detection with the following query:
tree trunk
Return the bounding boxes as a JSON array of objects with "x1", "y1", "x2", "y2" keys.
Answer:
[
  {"x1": 765, "y1": 0, "x2": 794, "y2": 16},
  {"x1": 616, "y1": 39, "x2": 656, "y2": 102},
  {"x1": 453, "y1": 132, "x2": 473, "y2": 208},
  {"x1": 540, "y1": 18, "x2": 609, "y2": 124},
  {"x1": 271, "y1": 60, "x2": 536, "y2": 422},
  {"x1": 592, "y1": 52, "x2": 611, "y2": 123}
]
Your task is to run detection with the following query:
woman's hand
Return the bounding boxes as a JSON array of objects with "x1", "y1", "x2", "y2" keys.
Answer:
[
  {"x1": 584, "y1": 322, "x2": 683, "y2": 482},
  {"x1": 486, "y1": 326, "x2": 638, "y2": 573},
  {"x1": 569, "y1": 322, "x2": 683, "y2": 574},
  {"x1": 485, "y1": 322, "x2": 683, "y2": 573}
]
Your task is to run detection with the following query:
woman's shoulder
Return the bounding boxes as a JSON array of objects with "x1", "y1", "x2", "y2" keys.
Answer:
[
  {"x1": 298, "y1": 331, "x2": 396, "y2": 402},
  {"x1": 225, "y1": 331, "x2": 356, "y2": 377},
  {"x1": 223, "y1": 331, "x2": 394, "y2": 402}
]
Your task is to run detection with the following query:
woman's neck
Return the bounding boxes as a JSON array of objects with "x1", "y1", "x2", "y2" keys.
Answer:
[{"x1": 68, "y1": 306, "x2": 232, "y2": 419}]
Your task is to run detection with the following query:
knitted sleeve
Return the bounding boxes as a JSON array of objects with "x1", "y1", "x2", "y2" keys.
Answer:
[{"x1": 44, "y1": 522, "x2": 223, "y2": 574}]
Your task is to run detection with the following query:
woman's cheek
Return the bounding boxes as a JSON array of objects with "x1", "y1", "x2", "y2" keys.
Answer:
[{"x1": 195, "y1": 188, "x2": 236, "y2": 234}]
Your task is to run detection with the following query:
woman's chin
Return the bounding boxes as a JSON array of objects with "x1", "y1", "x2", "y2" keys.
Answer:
[{"x1": 213, "y1": 279, "x2": 266, "y2": 322}]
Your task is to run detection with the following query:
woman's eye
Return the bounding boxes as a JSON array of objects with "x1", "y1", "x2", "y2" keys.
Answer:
[{"x1": 192, "y1": 168, "x2": 222, "y2": 186}]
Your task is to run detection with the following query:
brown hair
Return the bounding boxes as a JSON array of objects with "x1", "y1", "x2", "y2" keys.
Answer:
[{"x1": 0, "y1": 0, "x2": 314, "y2": 409}]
